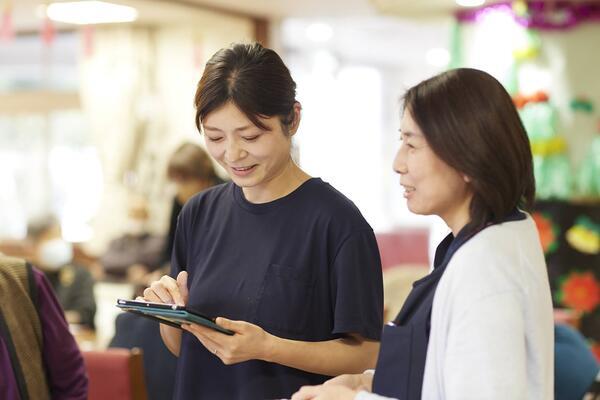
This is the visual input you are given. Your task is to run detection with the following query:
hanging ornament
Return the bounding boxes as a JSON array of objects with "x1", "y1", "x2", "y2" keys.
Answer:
[
  {"x1": 512, "y1": 0, "x2": 528, "y2": 18},
  {"x1": 193, "y1": 43, "x2": 204, "y2": 69},
  {"x1": 513, "y1": 29, "x2": 541, "y2": 61},
  {"x1": 513, "y1": 90, "x2": 549, "y2": 109},
  {"x1": 0, "y1": 0, "x2": 13, "y2": 42},
  {"x1": 570, "y1": 96, "x2": 594, "y2": 114},
  {"x1": 576, "y1": 134, "x2": 600, "y2": 197},
  {"x1": 82, "y1": 25, "x2": 94, "y2": 57},
  {"x1": 41, "y1": 15, "x2": 55, "y2": 46}
]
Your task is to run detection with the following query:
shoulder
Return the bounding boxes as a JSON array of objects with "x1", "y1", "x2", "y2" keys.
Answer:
[
  {"x1": 442, "y1": 216, "x2": 544, "y2": 299},
  {"x1": 300, "y1": 179, "x2": 372, "y2": 229}
]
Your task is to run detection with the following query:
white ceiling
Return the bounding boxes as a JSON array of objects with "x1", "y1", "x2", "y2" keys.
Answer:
[{"x1": 11, "y1": 0, "x2": 461, "y2": 31}]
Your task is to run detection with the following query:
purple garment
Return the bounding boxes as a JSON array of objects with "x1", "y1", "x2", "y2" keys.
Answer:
[{"x1": 0, "y1": 268, "x2": 88, "y2": 400}]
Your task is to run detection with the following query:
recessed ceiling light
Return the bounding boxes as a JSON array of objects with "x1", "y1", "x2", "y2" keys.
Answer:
[
  {"x1": 456, "y1": 0, "x2": 485, "y2": 7},
  {"x1": 46, "y1": 1, "x2": 138, "y2": 25}
]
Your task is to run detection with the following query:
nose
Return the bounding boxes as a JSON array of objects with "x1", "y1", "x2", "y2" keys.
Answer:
[
  {"x1": 224, "y1": 138, "x2": 247, "y2": 163},
  {"x1": 393, "y1": 142, "x2": 408, "y2": 175}
]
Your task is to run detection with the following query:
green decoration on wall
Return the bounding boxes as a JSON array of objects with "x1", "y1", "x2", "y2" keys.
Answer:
[{"x1": 448, "y1": 20, "x2": 463, "y2": 70}]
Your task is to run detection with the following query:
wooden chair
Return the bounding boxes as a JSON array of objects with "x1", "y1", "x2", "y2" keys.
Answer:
[{"x1": 82, "y1": 348, "x2": 148, "y2": 400}]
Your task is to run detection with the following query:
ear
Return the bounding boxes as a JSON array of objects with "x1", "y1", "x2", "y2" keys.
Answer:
[
  {"x1": 462, "y1": 174, "x2": 472, "y2": 183},
  {"x1": 289, "y1": 102, "x2": 302, "y2": 136}
]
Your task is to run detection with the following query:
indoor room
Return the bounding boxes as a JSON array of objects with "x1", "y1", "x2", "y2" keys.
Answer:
[{"x1": 0, "y1": 0, "x2": 598, "y2": 399}]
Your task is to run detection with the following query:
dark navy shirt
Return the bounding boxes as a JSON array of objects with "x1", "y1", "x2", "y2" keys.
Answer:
[{"x1": 171, "y1": 178, "x2": 383, "y2": 400}]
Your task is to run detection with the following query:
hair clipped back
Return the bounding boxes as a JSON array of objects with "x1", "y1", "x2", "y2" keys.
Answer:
[
  {"x1": 403, "y1": 68, "x2": 535, "y2": 231},
  {"x1": 194, "y1": 42, "x2": 297, "y2": 133}
]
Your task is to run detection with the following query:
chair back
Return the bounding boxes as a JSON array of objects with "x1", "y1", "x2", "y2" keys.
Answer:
[{"x1": 82, "y1": 348, "x2": 148, "y2": 400}]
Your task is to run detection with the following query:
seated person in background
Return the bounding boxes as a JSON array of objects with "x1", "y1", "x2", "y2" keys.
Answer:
[
  {"x1": 125, "y1": 142, "x2": 225, "y2": 289},
  {"x1": 0, "y1": 253, "x2": 88, "y2": 399},
  {"x1": 28, "y1": 217, "x2": 96, "y2": 329},
  {"x1": 99, "y1": 196, "x2": 165, "y2": 282},
  {"x1": 163, "y1": 142, "x2": 225, "y2": 262},
  {"x1": 555, "y1": 323, "x2": 600, "y2": 400},
  {"x1": 109, "y1": 310, "x2": 178, "y2": 400}
]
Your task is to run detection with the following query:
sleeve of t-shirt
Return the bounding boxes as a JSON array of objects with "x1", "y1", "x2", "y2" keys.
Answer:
[
  {"x1": 331, "y1": 229, "x2": 383, "y2": 340},
  {"x1": 35, "y1": 268, "x2": 88, "y2": 400},
  {"x1": 170, "y1": 208, "x2": 189, "y2": 278}
]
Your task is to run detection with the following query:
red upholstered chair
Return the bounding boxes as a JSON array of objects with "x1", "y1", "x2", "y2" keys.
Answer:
[{"x1": 82, "y1": 348, "x2": 148, "y2": 400}]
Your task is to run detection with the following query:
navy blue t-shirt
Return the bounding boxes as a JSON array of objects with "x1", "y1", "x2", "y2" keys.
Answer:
[{"x1": 171, "y1": 178, "x2": 383, "y2": 400}]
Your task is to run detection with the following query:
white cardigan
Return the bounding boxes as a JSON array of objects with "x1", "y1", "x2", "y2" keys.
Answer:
[{"x1": 357, "y1": 216, "x2": 554, "y2": 400}]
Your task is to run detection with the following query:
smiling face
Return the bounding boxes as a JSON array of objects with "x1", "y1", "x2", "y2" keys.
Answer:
[
  {"x1": 393, "y1": 109, "x2": 473, "y2": 234},
  {"x1": 202, "y1": 101, "x2": 306, "y2": 203}
]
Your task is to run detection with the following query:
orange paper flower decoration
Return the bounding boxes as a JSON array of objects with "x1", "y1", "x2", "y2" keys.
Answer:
[
  {"x1": 560, "y1": 272, "x2": 600, "y2": 313},
  {"x1": 532, "y1": 212, "x2": 559, "y2": 254}
]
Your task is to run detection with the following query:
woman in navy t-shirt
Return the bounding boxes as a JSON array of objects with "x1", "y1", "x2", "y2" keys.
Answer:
[{"x1": 140, "y1": 42, "x2": 384, "y2": 399}]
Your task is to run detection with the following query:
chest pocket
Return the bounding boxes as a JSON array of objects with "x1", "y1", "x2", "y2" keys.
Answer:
[{"x1": 254, "y1": 263, "x2": 315, "y2": 336}]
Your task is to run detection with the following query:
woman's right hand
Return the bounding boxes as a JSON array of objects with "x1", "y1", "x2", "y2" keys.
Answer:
[
  {"x1": 140, "y1": 271, "x2": 189, "y2": 306},
  {"x1": 324, "y1": 372, "x2": 373, "y2": 392}
]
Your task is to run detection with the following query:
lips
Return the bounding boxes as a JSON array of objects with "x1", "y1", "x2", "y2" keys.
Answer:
[
  {"x1": 401, "y1": 183, "x2": 415, "y2": 199},
  {"x1": 230, "y1": 164, "x2": 257, "y2": 177},
  {"x1": 231, "y1": 166, "x2": 255, "y2": 171}
]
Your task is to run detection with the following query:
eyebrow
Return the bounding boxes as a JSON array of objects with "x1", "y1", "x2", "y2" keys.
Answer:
[
  {"x1": 398, "y1": 129, "x2": 415, "y2": 138},
  {"x1": 203, "y1": 125, "x2": 256, "y2": 133}
]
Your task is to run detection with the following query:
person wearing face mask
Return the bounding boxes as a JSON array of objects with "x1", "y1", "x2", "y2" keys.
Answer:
[
  {"x1": 139, "y1": 43, "x2": 383, "y2": 400},
  {"x1": 292, "y1": 69, "x2": 554, "y2": 400},
  {"x1": 99, "y1": 196, "x2": 166, "y2": 283},
  {"x1": 28, "y1": 217, "x2": 96, "y2": 329}
]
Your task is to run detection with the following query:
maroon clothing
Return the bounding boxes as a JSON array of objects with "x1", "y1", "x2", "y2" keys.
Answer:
[{"x1": 0, "y1": 268, "x2": 87, "y2": 400}]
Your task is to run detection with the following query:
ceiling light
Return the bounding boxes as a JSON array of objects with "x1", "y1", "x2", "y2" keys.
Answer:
[
  {"x1": 456, "y1": 0, "x2": 485, "y2": 7},
  {"x1": 46, "y1": 1, "x2": 138, "y2": 25},
  {"x1": 306, "y1": 23, "x2": 333, "y2": 43}
]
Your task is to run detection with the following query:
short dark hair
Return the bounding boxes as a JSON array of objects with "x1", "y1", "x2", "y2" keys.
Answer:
[
  {"x1": 403, "y1": 68, "x2": 535, "y2": 232},
  {"x1": 194, "y1": 42, "x2": 297, "y2": 133},
  {"x1": 167, "y1": 142, "x2": 218, "y2": 183}
]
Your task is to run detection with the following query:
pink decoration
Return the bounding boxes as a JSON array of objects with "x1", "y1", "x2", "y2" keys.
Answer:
[
  {"x1": 0, "y1": 2, "x2": 13, "y2": 42},
  {"x1": 456, "y1": 1, "x2": 600, "y2": 31},
  {"x1": 83, "y1": 25, "x2": 94, "y2": 57},
  {"x1": 41, "y1": 16, "x2": 54, "y2": 46}
]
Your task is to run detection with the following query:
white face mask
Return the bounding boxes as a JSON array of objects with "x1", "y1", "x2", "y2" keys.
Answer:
[
  {"x1": 125, "y1": 219, "x2": 147, "y2": 236},
  {"x1": 39, "y1": 239, "x2": 73, "y2": 270}
]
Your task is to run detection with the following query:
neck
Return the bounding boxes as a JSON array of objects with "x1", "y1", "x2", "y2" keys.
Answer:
[
  {"x1": 243, "y1": 159, "x2": 310, "y2": 203},
  {"x1": 442, "y1": 196, "x2": 473, "y2": 237}
]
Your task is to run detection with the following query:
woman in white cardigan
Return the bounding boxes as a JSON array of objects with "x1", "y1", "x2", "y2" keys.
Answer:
[{"x1": 293, "y1": 68, "x2": 554, "y2": 400}]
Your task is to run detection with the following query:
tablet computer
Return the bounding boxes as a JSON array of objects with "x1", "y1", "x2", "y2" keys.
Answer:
[{"x1": 116, "y1": 299, "x2": 234, "y2": 335}]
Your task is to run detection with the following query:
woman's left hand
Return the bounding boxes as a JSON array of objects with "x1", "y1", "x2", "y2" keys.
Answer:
[
  {"x1": 181, "y1": 317, "x2": 271, "y2": 364},
  {"x1": 291, "y1": 384, "x2": 358, "y2": 400}
]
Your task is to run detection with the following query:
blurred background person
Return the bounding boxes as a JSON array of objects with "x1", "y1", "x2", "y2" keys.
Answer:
[
  {"x1": 28, "y1": 217, "x2": 97, "y2": 330},
  {"x1": 105, "y1": 143, "x2": 222, "y2": 400},
  {"x1": 99, "y1": 196, "x2": 166, "y2": 282},
  {"x1": 0, "y1": 253, "x2": 88, "y2": 399},
  {"x1": 127, "y1": 142, "x2": 225, "y2": 288}
]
